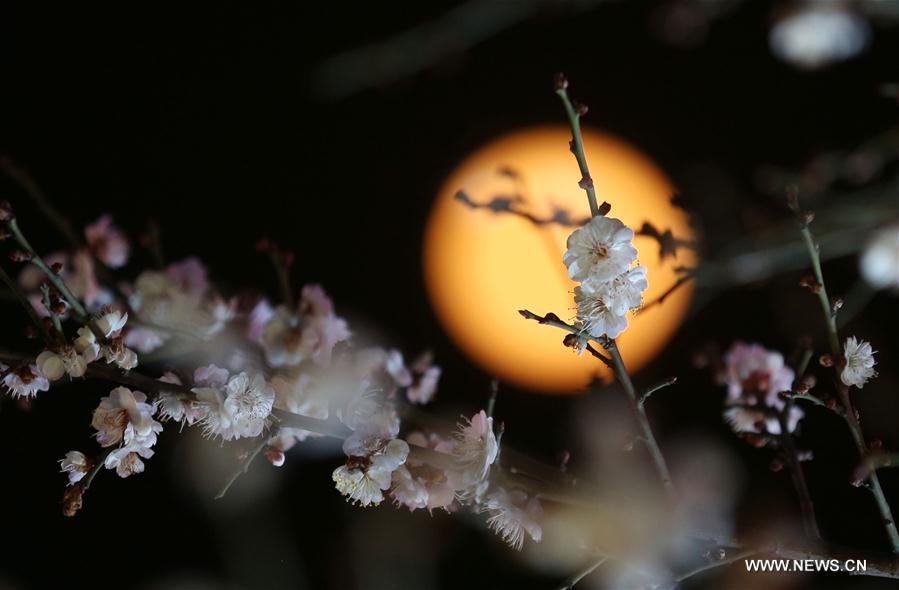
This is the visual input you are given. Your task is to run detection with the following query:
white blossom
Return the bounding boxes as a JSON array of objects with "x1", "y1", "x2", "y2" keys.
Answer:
[
  {"x1": 59, "y1": 451, "x2": 91, "y2": 486},
  {"x1": 841, "y1": 336, "x2": 877, "y2": 388},
  {"x1": 574, "y1": 266, "x2": 648, "y2": 339},
  {"x1": 1, "y1": 364, "x2": 50, "y2": 398},
  {"x1": 91, "y1": 387, "x2": 157, "y2": 448},
  {"x1": 333, "y1": 438, "x2": 409, "y2": 507},
  {"x1": 482, "y1": 488, "x2": 543, "y2": 550},
  {"x1": 36, "y1": 348, "x2": 87, "y2": 381},
  {"x1": 563, "y1": 216, "x2": 637, "y2": 282},
  {"x1": 450, "y1": 410, "x2": 498, "y2": 493},
  {"x1": 195, "y1": 372, "x2": 274, "y2": 440},
  {"x1": 73, "y1": 326, "x2": 100, "y2": 362}
]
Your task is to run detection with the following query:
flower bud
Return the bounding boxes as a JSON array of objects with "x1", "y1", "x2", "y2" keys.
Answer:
[
  {"x1": 552, "y1": 72, "x2": 568, "y2": 91},
  {"x1": 819, "y1": 354, "x2": 834, "y2": 367},
  {"x1": 61, "y1": 484, "x2": 84, "y2": 517},
  {"x1": 9, "y1": 249, "x2": 31, "y2": 262}
]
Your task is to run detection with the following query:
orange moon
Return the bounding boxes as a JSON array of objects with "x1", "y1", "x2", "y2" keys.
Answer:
[{"x1": 423, "y1": 126, "x2": 696, "y2": 393}]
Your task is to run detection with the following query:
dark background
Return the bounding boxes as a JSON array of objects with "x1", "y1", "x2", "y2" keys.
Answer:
[{"x1": 1, "y1": 1, "x2": 898, "y2": 589}]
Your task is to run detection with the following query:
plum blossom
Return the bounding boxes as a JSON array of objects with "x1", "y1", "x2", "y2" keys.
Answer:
[
  {"x1": 100, "y1": 340, "x2": 139, "y2": 371},
  {"x1": 482, "y1": 488, "x2": 543, "y2": 550},
  {"x1": 85, "y1": 215, "x2": 130, "y2": 268},
  {"x1": 245, "y1": 298, "x2": 276, "y2": 344},
  {"x1": 271, "y1": 373, "x2": 329, "y2": 446},
  {"x1": 563, "y1": 216, "x2": 637, "y2": 282},
  {"x1": 92, "y1": 387, "x2": 162, "y2": 479},
  {"x1": 194, "y1": 372, "x2": 274, "y2": 440},
  {"x1": 721, "y1": 342, "x2": 803, "y2": 439},
  {"x1": 156, "y1": 372, "x2": 206, "y2": 426},
  {"x1": 574, "y1": 266, "x2": 648, "y2": 339},
  {"x1": 91, "y1": 387, "x2": 158, "y2": 448},
  {"x1": 104, "y1": 444, "x2": 154, "y2": 478},
  {"x1": 406, "y1": 352, "x2": 441, "y2": 405},
  {"x1": 128, "y1": 258, "x2": 233, "y2": 346},
  {"x1": 841, "y1": 336, "x2": 877, "y2": 388},
  {"x1": 391, "y1": 431, "x2": 455, "y2": 512},
  {"x1": 261, "y1": 285, "x2": 350, "y2": 367},
  {"x1": 59, "y1": 451, "x2": 91, "y2": 486},
  {"x1": 450, "y1": 410, "x2": 499, "y2": 494},
  {"x1": 36, "y1": 347, "x2": 87, "y2": 381},
  {"x1": 333, "y1": 437, "x2": 409, "y2": 507},
  {"x1": 1, "y1": 363, "x2": 50, "y2": 398}
]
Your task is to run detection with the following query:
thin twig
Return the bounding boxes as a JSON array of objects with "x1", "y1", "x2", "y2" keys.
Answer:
[
  {"x1": 555, "y1": 77, "x2": 600, "y2": 218},
  {"x1": 672, "y1": 548, "x2": 758, "y2": 584},
  {"x1": 7, "y1": 217, "x2": 88, "y2": 320},
  {"x1": 0, "y1": 263, "x2": 51, "y2": 344},
  {"x1": 518, "y1": 309, "x2": 612, "y2": 368},
  {"x1": 40, "y1": 284, "x2": 64, "y2": 340},
  {"x1": 638, "y1": 376, "x2": 677, "y2": 408},
  {"x1": 555, "y1": 556, "x2": 607, "y2": 590},
  {"x1": 215, "y1": 432, "x2": 274, "y2": 499},
  {"x1": 777, "y1": 403, "x2": 822, "y2": 541}
]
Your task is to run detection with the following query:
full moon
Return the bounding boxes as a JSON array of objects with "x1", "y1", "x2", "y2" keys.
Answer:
[{"x1": 423, "y1": 126, "x2": 696, "y2": 393}]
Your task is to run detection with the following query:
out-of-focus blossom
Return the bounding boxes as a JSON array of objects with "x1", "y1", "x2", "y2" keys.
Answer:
[
  {"x1": 721, "y1": 342, "x2": 803, "y2": 438},
  {"x1": 261, "y1": 285, "x2": 350, "y2": 367},
  {"x1": 860, "y1": 225, "x2": 899, "y2": 290},
  {"x1": 245, "y1": 298, "x2": 276, "y2": 344},
  {"x1": 271, "y1": 373, "x2": 329, "y2": 446},
  {"x1": 128, "y1": 258, "x2": 233, "y2": 347},
  {"x1": 575, "y1": 266, "x2": 648, "y2": 339},
  {"x1": 59, "y1": 451, "x2": 91, "y2": 486},
  {"x1": 1, "y1": 363, "x2": 50, "y2": 398},
  {"x1": 482, "y1": 488, "x2": 543, "y2": 550},
  {"x1": 391, "y1": 431, "x2": 455, "y2": 512},
  {"x1": 563, "y1": 216, "x2": 637, "y2": 282},
  {"x1": 123, "y1": 327, "x2": 166, "y2": 354},
  {"x1": 193, "y1": 364, "x2": 229, "y2": 388},
  {"x1": 74, "y1": 326, "x2": 100, "y2": 362},
  {"x1": 841, "y1": 336, "x2": 877, "y2": 388},
  {"x1": 770, "y1": 5, "x2": 870, "y2": 69},
  {"x1": 19, "y1": 251, "x2": 108, "y2": 313},
  {"x1": 407, "y1": 352, "x2": 441, "y2": 405},
  {"x1": 85, "y1": 215, "x2": 130, "y2": 268},
  {"x1": 384, "y1": 349, "x2": 413, "y2": 387},
  {"x1": 333, "y1": 438, "x2": 409, "y2": 506}
]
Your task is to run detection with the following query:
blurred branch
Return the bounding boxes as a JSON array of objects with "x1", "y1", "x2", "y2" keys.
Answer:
[
  {"x1": 311, "y1": 0, "x2": 605, "y2": 100},
  {"x1": 456, "y1": 189, "x2": 695, "y2": 262}
]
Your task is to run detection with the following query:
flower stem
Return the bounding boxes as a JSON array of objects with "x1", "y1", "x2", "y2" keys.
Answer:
[
  {"x1": 608, "y1": 339, "x2": 674, "y2": 498},
  {"x1": 789, "y1": 193, "x2": 899, "y2": 553}
]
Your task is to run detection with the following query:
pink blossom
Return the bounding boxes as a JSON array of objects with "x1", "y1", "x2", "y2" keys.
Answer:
[{"x1": 85, "y1": 214, "x2": 130, "y2": 268}]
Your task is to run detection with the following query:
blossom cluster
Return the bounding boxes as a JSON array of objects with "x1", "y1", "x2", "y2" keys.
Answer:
[
  {"x1": 563, "y1": 215, "x2": 648, "y2": 341},
  {"x1": 0, "y1": 209, "x2": 546, "y2": 550}
]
